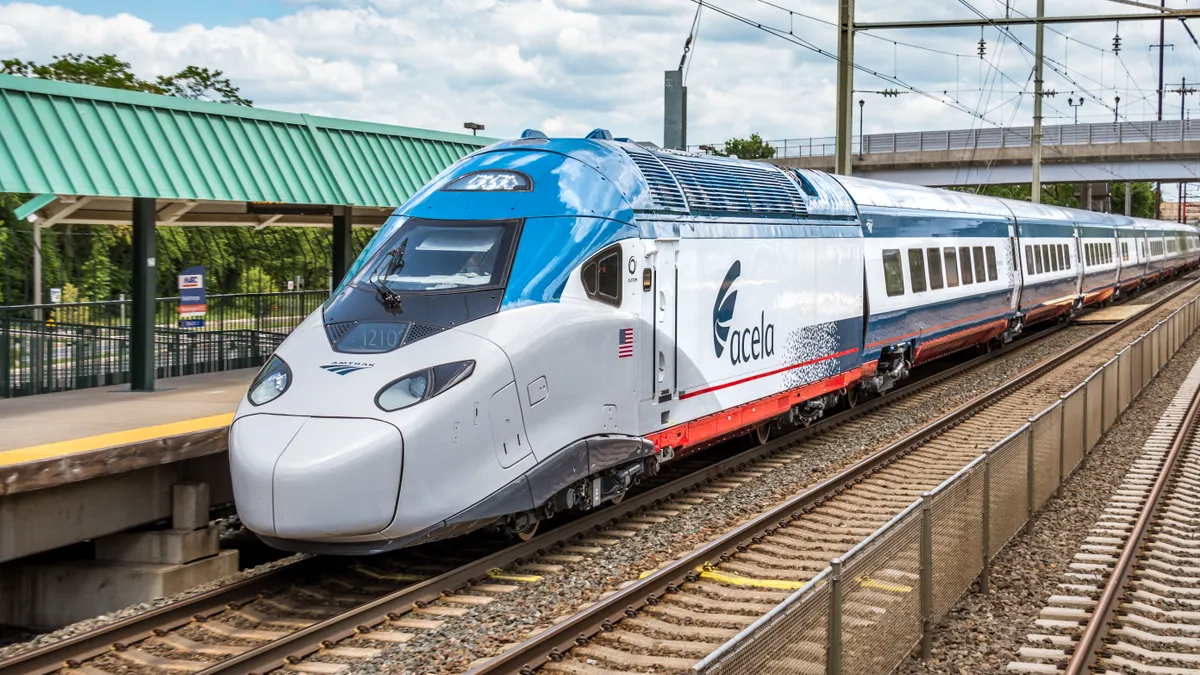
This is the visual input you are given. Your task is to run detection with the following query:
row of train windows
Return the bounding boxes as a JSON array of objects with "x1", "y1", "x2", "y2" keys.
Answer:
[
  {"x1": 881, "y1": 245, "x2": 998, "y2": 297},
  {"x1": 1024, "y1": 243, "x2": 1071, "y2": 276},
  {"x1": 1083, "y1": 242, "x2": 1113, "y2": 266}
]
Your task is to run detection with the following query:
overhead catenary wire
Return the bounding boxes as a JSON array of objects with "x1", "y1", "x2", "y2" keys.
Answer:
[{"x1": 688, "y1": 0, "x2": 1008, "y2": 127}]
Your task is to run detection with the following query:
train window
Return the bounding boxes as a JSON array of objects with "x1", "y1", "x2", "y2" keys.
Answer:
[
  {"x1": 1056, "y1": 245, "x2": 1065, "y2": 270},
  {"x1": 972, "y1": 246, "x2": 986, "y2": 283},
  {"x1": 1025, "y1": 246, "x2": 1035, "y2": 275},
  {"x1": 882, "y1": 249, "x2": 905, "y2": 297},
  {"x1": 908, "y1": 249, "x2": 927, "y2": 293},
  {"x1": 944, "y1": 249, "x2": 960, "y2": 287},
  {"x1": 985, "y1": 247, "x2": 998, "y2": 281},
  {"x1": 1045, "y1": 244, "x2": 1057, "y2": 272},
  {"x1": 580, "y1": 244, "x2": 622, "y2": 307},
  {"x1": 959, "y1": 246, "x2": 974, "y2": 284},
  {"x1": 926, "y1": 248, "x2": 944, "y2": 290},
  {"x1": 1122, "y1": 242, "x2": 1129, "y2": 261}
]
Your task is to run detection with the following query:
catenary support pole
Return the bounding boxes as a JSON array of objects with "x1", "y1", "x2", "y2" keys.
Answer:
[
  {"x1": 1126, "y1": 182, "x2": 1133, "y2": 216},
  {"x1": 31, "y1": 223, "x2": 42, "y2": 322},
  {"x1": 130, "y1": 197, "x2": 156, "y2": 392},
  {"x1": 835, "y1": 0, "x2": 855, "y2": 176},
  {"x1": 332, "y1": 206, "x2": 353, "y2": 288},
  {"x1": 1032, "y1": 0, "x2": 1045, "y2": 203}
]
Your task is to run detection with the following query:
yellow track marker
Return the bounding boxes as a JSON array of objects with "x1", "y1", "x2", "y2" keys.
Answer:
[
  {"x1": 0, "y1": 413, "x2": 234, "y2": 467},
  {"x1": 698, "y1": 565, "x2": 807, "y2": 590},
  {"x1": 854, "y1": 575, "x2": 913, "y2": 594},
  {"x1": 352, "y1": 564, "x2": 429, "y2": 583},
  {"x1": 487, "y1": 568, "x2": 542, "y2": 583}
]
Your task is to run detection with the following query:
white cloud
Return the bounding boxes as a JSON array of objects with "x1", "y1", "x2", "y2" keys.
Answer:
[{"x1": 1, "y1": 0, "x2": 1199, "y2": 146}]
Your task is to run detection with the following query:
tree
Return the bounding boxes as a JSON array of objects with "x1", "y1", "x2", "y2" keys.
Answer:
[
  {"x1": 714, "y1": 133, "x2": 776, "y2": 160},
  {"x1": 1111, "y1": 182, "x2": 1157, "y2": 219},
  {"x1": 1, "y1": 54, "x2": 251, "y2": 106},
  {"x1": 156, "y1": 66, "x2": 252, "y2": 106}
]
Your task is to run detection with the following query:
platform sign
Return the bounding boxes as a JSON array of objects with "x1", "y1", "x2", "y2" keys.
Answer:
[{"x1": 178, "y1": 265, "x2": 206, "y2": 328}]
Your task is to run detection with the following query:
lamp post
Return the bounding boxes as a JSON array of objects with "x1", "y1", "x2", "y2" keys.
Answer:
[
  {"x1": 463, "y1": 122, "x2": 485, "y2": 136},
  {"x1": 858, "y1": 99, "x2": 865, "y2": 156},
  {"x1": 1068, "y1": 97, "x2": 1084, "y2": 124},
  {"x1": 1114, "y1": 95, "x2": 1121, "y2": 124}
]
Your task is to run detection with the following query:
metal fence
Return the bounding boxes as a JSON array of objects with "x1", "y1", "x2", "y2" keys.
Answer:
[
  {"x1": 692, "y1": 119, "x2": 1200, "y2": 160},
  {"x1": 1, "y1": 290, "x2": 324, "y2": 397},
  {"x1": 696, "y1": 297, "x2": 1200, "y2": 675}
]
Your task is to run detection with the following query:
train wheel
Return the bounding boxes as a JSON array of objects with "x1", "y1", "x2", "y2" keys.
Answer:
[
  {"x1": 844, "y1": 387, "x2": 859, "y2": 409},
  {"x1": 610, "y1": 492, "x2": 625, "y2": 505},
  {"x1": 515, "y1": 521, "x2": 539, "y2": 542},
  {"x1": 754, "y1": 423, "x2": 771, "y2": 446}
]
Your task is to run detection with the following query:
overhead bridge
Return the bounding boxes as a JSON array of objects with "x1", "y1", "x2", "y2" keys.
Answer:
[{"x1": 756, "y1": 120, "x2": 1200, "y2": 186}]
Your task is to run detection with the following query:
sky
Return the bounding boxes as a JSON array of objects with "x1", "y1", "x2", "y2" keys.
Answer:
[{"x1": 3, "y1": 0, "x2": 1200, "y2": 148}]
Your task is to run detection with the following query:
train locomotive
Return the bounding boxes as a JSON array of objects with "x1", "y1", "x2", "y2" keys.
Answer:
[{"x1": 230, "y1": 129, "x2": 1200, "y2": 554}]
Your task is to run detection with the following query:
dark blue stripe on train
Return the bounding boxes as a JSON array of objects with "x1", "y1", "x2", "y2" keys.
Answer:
[{"x1": 864, "y1": 288, "x2": 1013, "y2": 362}]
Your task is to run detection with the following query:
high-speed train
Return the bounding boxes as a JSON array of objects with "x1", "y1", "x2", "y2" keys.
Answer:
[{"x1": 230, "y1": 130, "x2": 1200, "y2": 554}]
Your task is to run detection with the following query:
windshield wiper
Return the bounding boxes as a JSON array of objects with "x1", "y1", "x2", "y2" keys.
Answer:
[{"x1": 369, "y1": 238, "x2": 407, "y2": 311}]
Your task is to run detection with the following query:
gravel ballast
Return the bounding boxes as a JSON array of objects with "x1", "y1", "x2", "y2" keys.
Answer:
[
  {"x1": 895, "y1": 318, "x2": 1200, "y2": 675},
  {"x1": 327, "y1": 319, "x2": 1172, "y2": 673}
]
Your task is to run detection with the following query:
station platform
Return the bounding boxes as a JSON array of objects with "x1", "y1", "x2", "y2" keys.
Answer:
[
  {"x1": 0, "y1": 370, "x2": 253, "y2": 565},
  {"x1": 0, "y1": 369, "x2": 251, "y2": 465}
]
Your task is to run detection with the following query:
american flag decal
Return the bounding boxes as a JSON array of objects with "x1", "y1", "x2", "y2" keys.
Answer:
[{"x1": 618, "y1": 327, "x2": 634, "y2": 358}]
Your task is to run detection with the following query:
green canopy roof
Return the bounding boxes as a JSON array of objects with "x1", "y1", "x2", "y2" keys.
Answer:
[{"x1": 0, "y1": 74, "x2": 493, "y2": 208}]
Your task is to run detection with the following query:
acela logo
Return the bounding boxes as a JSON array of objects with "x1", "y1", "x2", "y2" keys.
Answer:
[
  {"x1": 711, "y1": 260, "x2": 775, "y2": 365},
  {"x1": 321, "y1": 362, "x2": 373, "y2": 376}
]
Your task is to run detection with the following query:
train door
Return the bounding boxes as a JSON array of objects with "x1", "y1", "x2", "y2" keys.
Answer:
[
  {"x1": 1073, "y1": 227, "x2": 1084, "y2": 298},
  {"x1": 1008, "y1": 220, "x2": 1022, "y2": 311},
  {"x1": 650, "y1": 238, "x2": 679, "y2": 404}
]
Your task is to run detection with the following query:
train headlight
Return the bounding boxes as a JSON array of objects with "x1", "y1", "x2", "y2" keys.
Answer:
[
  {"x1": 376, "y1": 360, "x2": 475, "y2": 412},
  {"x1": 248, "y1": 356, "x2": 292, "y2": 406}
]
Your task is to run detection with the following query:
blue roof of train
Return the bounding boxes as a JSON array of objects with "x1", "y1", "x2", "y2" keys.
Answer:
[{"x1": 457, "y1": 136, "x2": 860, "y2": 220}]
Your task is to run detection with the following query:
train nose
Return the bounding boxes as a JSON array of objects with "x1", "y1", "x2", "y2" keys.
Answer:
[{"x1": 230, "y1": 414, "x2": 403, "y2": 539}]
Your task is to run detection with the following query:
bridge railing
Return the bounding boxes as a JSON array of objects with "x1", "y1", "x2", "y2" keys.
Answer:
[
  {"x1": 693, "y1": 119, "x2": 1200, "y2": 159},
  {"x1": 1, "y1": 290, "x2": 325, "y2": 398}
]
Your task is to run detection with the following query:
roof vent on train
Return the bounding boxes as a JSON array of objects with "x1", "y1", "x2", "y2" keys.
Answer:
[
  {"x1": 585, "y1": 128, "x2": 614, "y2": 140},
  {"x1": 620, "y1": 145, "x2": 808, "y2": 217},
  {"x1": 520, "y1": 129, "x2": 549, "y2": 139}
]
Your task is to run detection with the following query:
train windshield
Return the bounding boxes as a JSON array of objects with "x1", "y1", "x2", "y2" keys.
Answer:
[{"x1": 353, "y1": 219, "x2": 520, "y2": 293}]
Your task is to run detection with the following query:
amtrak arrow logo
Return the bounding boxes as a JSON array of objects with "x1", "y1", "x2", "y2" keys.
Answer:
[
  {"x1": 713, "y1": 260, "x2": 740, "y2": 358},
  {"x1": 321, "y1": 363, "x2": 373, "y2": 376}
]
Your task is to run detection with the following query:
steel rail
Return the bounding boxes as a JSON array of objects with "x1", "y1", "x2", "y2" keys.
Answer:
[
  {"x1": 0, "y1": 558, "x2": 322, "y2": 675},
  {"x1": 468, "y1": 277, "x2": 1200, "y2": 675},
  {"x1": 3, "y1": 276, "x2": 1191, "y2": 675},
  {"x1": 1063, "y1": 376, "x2": 1200, "y2": 674}
]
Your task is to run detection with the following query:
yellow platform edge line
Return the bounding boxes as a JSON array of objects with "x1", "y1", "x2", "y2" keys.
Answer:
[{"x1": 0, "y1": 413, "x2": 235, "y2": 467}]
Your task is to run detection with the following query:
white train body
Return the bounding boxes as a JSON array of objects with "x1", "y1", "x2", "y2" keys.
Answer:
[{"x1": 229, "y1": 132, "x2": 1199, "y2": 553}]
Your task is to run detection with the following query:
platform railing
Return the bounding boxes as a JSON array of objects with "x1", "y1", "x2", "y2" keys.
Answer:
[
  {"x1": 694, "y1": 298, "x2": 1200, "y2": 675},
  {"x1": 1, "y1": 290, "x2": 324, "y2": 398},
  {"x1": 692, "y1": 119, "x2": 1200, "y2": 160}
]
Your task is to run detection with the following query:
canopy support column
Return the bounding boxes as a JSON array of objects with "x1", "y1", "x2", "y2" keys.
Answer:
[
  {"x1": 130, "y1": 198, "x2": 156, "y2": 392},
  {"x1": 332, "y1": 206, "x2": 353, "y2": 288}
]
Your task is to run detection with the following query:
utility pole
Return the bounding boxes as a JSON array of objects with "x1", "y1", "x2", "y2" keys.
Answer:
[
  {"x1": 835, "y1": 0, "x2": 855, "y2": 175},
  {"x1": 1157, "y1": 0, "x2": 1166, "y2": 218},
  {"x1": 1032, "y1": 0, "x2": 1046, "y2": 204},
  {"x1": 1170, "y1": 78, "x2": 1197, "y2": 120}
]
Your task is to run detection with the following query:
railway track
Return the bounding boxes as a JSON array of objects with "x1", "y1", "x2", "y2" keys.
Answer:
[
  {"x1": 463, "y1": 280, "x2": 1200, "y2": 675},
  {"x1": 1, "y1": 276, "x2": 1195, "y2": 675},
  {"x1": 1008, "y1": 355, "x2": 1200, "y2": 675}
]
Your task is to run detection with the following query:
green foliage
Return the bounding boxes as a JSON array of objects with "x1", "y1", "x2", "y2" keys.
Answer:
[
  {"x1": 156, "y1": 66, "x2": 252, "y2": 106},
  {"x1": 953, "y1": 182, "x2": 1158, "y2": 218},
  {"x1": 714, "y1": 133, "x2": 776, "y2": 160},
  {"x1": 1111, "y1": 182, "x2": 1157, "y2": 219},
  {"x1": 236, "y1": 266, "x2": 276, "y2": 294},
  {"x1": 1, "y1": 53, "x2": 251, "y2": 106}
]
